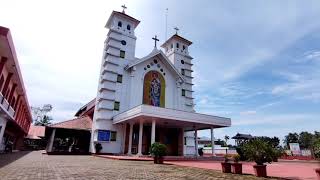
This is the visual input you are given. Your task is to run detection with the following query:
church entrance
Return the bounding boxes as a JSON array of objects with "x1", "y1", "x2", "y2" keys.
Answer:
[{"x1": 124, "y1": 123, "x2": 183, "y2": 156}]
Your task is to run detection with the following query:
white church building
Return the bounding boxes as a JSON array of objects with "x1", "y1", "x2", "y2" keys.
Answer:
[{"x1": 90, "y1": 9, "x2": 231, "y2": 156}]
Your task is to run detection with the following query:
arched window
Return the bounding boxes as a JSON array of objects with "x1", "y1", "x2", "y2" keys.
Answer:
[
  {"x1": 176, "y1": 43, "x2": 180, "y2": 48},
  {"x1": 143, "y1": 71, "x2": 165, "y2": 107},
  {"x1": 0, "y1": 75, "x2": 4, "y2": 91},
  {"x1": 127, "y1": 24, "x2": 131, "y2": 30},
  {"x1": 118, "y1": 21, "x2": 122, "y2": 27},
  {"x1": 170, "y1": 44, "x2": 173, "y2": 49}
]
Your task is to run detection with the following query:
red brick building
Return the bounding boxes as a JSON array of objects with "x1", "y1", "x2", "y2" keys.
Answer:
[{"x1": 0, "y1": 26, "x2": 32, "y2": 152}]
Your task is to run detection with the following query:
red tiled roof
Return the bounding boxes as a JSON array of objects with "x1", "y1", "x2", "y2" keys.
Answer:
[
  {"x1": 75, "y1": 98, "x2": 96, "y2": 117},
  {"x1": 50, "y1": 116, "x2": 92, "y2": 130},
  {"x1": 27, "y1": 125, "x2": 46, "y2": 139}
]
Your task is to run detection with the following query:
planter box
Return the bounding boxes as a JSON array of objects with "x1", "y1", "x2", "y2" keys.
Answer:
[
  {"x1": 253, "y1": 165, "x2": 267, "y2": 177},
  {"x1": 221, "y1": 162, "x2": 231, "y2": 173},
  {"x1": 231, "y1": 163, "x2": 242, "y2": 174},
  {"x1": 316, "y1": 168, "x2": 320, "y2": 178},
  {"x1": 153, "y1": 157, "x2": 164, "y2": 164}
]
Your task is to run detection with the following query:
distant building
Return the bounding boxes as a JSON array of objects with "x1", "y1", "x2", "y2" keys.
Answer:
[
  {"x1": 0, "y1": 26, "x2": 32, "y2": 152},
  {"x1": 24, "y1": 125, "x2": 46, "y2": 150},
  {"x1": 232, "y1": 133, "x2": 253, "y2": 146}
]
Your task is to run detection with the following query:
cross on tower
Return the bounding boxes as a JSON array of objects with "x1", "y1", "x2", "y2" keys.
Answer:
[
  {"x1": 121, "y1": 4, "x2": 127, "y2": 13},
  {"x1": 174, "y1": 27, "x2": 179, "y2": 35},
  {"x1": 152, "y1": 35, "x2": 159, "y2": 48}
]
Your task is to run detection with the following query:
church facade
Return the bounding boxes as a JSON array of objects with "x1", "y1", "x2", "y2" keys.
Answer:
[{"x1": 91, "y1": 10, "x2": 231, "y2": 156}]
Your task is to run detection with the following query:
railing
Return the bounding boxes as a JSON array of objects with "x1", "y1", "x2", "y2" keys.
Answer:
[
  {"x1": 8, "y1": 106, "x2": 15, "y2": 118},
  {"x1": 0, "y1": 92, "x2": 16, "y2": 119}
]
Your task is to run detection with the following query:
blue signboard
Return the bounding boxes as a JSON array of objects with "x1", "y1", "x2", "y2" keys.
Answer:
[{"x1": 98, "y1": 130, "x2": 110, "y2": 141}]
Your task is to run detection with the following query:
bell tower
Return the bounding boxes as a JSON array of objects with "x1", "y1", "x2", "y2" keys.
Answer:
[
  {"x1": 161, "y1": 29, "x2": 195, "y2": 111},
  {"x1": 91, "y1": 7, "x2": 140, "y2": 153}
]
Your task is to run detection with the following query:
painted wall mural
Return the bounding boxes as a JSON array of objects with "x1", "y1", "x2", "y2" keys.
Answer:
[{"x1": 143, "y1": 71, "x2": 165, "y2": 107}]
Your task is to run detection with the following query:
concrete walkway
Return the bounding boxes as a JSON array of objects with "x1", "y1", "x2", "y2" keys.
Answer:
[
  {"x1": 168, "y1": 160, "x2": 320, "y2": 180},
  {"x1": 0, "y1": 151, "x2": 277, "y2": 180}
]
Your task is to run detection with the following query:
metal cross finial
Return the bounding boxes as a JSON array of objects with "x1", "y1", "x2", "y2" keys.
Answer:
[
  {"x1": 152, "y1": 35, "x2": 159, "y2": 48},
  {"x1": 121, "y1": 4, "x2": 127, "y2": 13},
  {"x1": 174, "y1": 27, "x2": 179, "y2": 35}
]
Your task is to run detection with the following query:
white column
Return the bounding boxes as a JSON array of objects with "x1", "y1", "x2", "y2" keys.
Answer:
[
  {"x1": 151, "y1": 119, "x2": 156, "y2": 145},
  {"x1": 127, "y1": 123, "x2": 133, "y2": 155},
  {"x1": 47, "y1": 128, "x2": 56, "y2": 152},
  {"x1": 182, "y1": 128, "x2": 185, "y2": 156},
  {"x1": 211, "y1": 127, "x2": 215, "y2": 156},
  {"x1": 194, "y1": 127, "x2": 198, "y2": 156},
  {"x1": 122, "y1": 123, "x2": 127, "y2": 154},
  {"x1": 0, "y1": 118, "x2": 7, "y2": 151},
  {"x1": 137, "y1": 120, "x2": 144, "y2": 156}
]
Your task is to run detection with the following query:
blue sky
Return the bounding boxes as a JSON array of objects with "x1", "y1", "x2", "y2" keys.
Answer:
[{"x1": 1, "y1": 0, "x2": 319, "y2": 143}]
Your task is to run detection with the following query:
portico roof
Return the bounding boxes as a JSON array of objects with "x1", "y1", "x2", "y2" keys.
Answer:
[{"x1": 113, "y1": 105, "x2": 231, "y2": 130}]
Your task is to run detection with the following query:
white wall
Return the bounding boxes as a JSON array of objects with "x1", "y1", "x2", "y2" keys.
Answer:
[{"x1": 0, "y1": 117, "x2": 7, "y2": 152}]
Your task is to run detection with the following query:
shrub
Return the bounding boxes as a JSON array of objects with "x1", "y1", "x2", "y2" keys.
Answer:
[
  {"x1": 224, "y1": 154, "x2": 232, "y2": 162},
  {"x1": 233, "y1": 154, "x2": 241, "y2": 163},
  {"x1": 236, "y1": 146, "x2": 248, "y2": 161},
  {"x1": 150, "y1": 142, "x2": 166, "y2": 158},
  {"x1": 95, "y1": 143, "x2": 102, "y2": 154},
  {"x1": 242, "y1": 139, "x2": 279, "y2": 165}
]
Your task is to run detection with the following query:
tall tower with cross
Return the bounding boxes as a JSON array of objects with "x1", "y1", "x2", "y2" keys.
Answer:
[
  {"x1": 91, "y1": 6, "x2": 140, "y2": 153},
  {"x1": 161, "y1": 28, "x2": 195, "y2": 109}
]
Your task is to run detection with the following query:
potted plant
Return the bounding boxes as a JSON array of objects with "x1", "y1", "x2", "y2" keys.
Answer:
[
  {"x1": 221, "y1": 154, "x2": 231, "y2": 173},
  {"x1": 243, "y1": 139, "x2": 279, "y2": 177},
  {"x1": 231, "y1": 154, "x2": 242, "y2": 174},
  {"x1": 150, "y1": 142, "x2": 166, "y2": 164},
  {"x1": 95, "y1": 143, "x2": 102, "y2": 154},
  {"x1": 316, "y1": 168, "x2": 320, "y2": 178}
]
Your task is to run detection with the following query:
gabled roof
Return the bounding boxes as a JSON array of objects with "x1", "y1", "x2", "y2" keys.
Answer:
[
  {"x1": 105, "y1": 11, "x2": 140, "y2": 29},
  {"x1": 26, "y1": 125, "x2": 46, "y2": 139},
  {"x1": 161, "y1": 34, "x2": 192, "y2": 48},
  {"x1": 50, "y1": 116, "x2": 92, "y2": 131},
  {"x1": 75, "y1": 98, "x2": 96, "y2": 117},
  {"x1": 232, "y1": 133, "x2": 253, "y2": 140},
  {"x1": 124, "y1": 49, "x2": 185, "y2": 82}
]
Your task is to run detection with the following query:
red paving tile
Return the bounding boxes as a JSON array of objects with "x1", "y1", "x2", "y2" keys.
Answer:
[{"x1": 167, "y1": 160, "x2": 320, "y2": 180}]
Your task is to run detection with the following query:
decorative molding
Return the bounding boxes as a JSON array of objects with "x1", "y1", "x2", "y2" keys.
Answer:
[
  {"x1": 103, "y1": 59, "x2": 119, "y2": 67},
  {"x1": 100, "y1": 78, "x2": 117, "y2": 84},
  {"x1": 105, "y1": 44, "x2": 121, "y2": 50},
  {"x1": 97, "y1": 106, "x2": 113, "y2": 111},
  {"x1": 99, "y1": 87, "x2": 116, "y2": 92},
  {"x1": 102, "y1": 69, "x2": 118, "y2": 75}
]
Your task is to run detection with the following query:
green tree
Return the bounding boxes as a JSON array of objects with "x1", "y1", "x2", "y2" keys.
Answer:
[
  {"x1": 32, "y1": 104, "x2": 53, "y2": 126},
  {"x1": 284, "y1": 133, "x2": 299, "y2": 148},
  {"x1": 298, "y1": 131, "x2": 314, "y2": 149},
  {"x1": 224, "y1": 135, "x2": 230, "y2": 145},
  {"x1": 34, "y1": 115, "x2": 52, "y2": 126},
  {"x1": 242, "y1": 139, "x2": 279, "y2": 165},
  {"x1": 256, "y1": 136, "x2": 280, "y2": 148}
]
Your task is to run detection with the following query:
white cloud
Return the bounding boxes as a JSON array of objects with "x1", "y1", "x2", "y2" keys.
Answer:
[{"x1": 239, "y1": 110, "x2": 256, "y2": 115}]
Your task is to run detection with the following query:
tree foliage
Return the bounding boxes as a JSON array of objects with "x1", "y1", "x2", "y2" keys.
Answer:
[
  {"x1": 242, "y1": 139, "x2": 280, "y2": 165},
  {"x1": 31, "y1": 104, "x2": 53, "y2": 126},
  {"x1": 284, "y1": 133, "x2": 299, "y2": 147}
]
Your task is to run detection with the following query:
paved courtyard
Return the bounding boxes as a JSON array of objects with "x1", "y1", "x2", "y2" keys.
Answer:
[{"x1": 0, "y1": 151, "x2": 277, "y2": 180}]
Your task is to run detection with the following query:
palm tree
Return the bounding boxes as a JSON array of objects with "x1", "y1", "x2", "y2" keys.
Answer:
[
  {"x1": 34, "y1": 115, "x2": 52, "y2": 126},
  {"x1": 224, "y1": 135, "x2": 230, "y2": 145}
]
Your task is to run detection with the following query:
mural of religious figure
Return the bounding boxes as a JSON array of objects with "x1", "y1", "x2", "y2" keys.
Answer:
[
  {"x1": 143, "y1": 71, "x2": 165, "y2": 107},
  {"x1": 150, "y1": 73, "x2": 161, "y2": 106}
]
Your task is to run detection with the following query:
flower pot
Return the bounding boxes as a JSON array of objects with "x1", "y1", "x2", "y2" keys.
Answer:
[
  {"x1": 231, "y1": 163, "x2": 242, "y2": 174},
  {"x1": 316, "y1": 168, "x2": 320, "y2": 178},
  {"x1": 154, "y1": 157, "x2": 164, "y2": 164},
  {"x1": 221, "y1": 162, "x2": 231, "y2": 173},
  {"x1": 253, "y1": 164, "x2": 267, "y2": 177}
]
